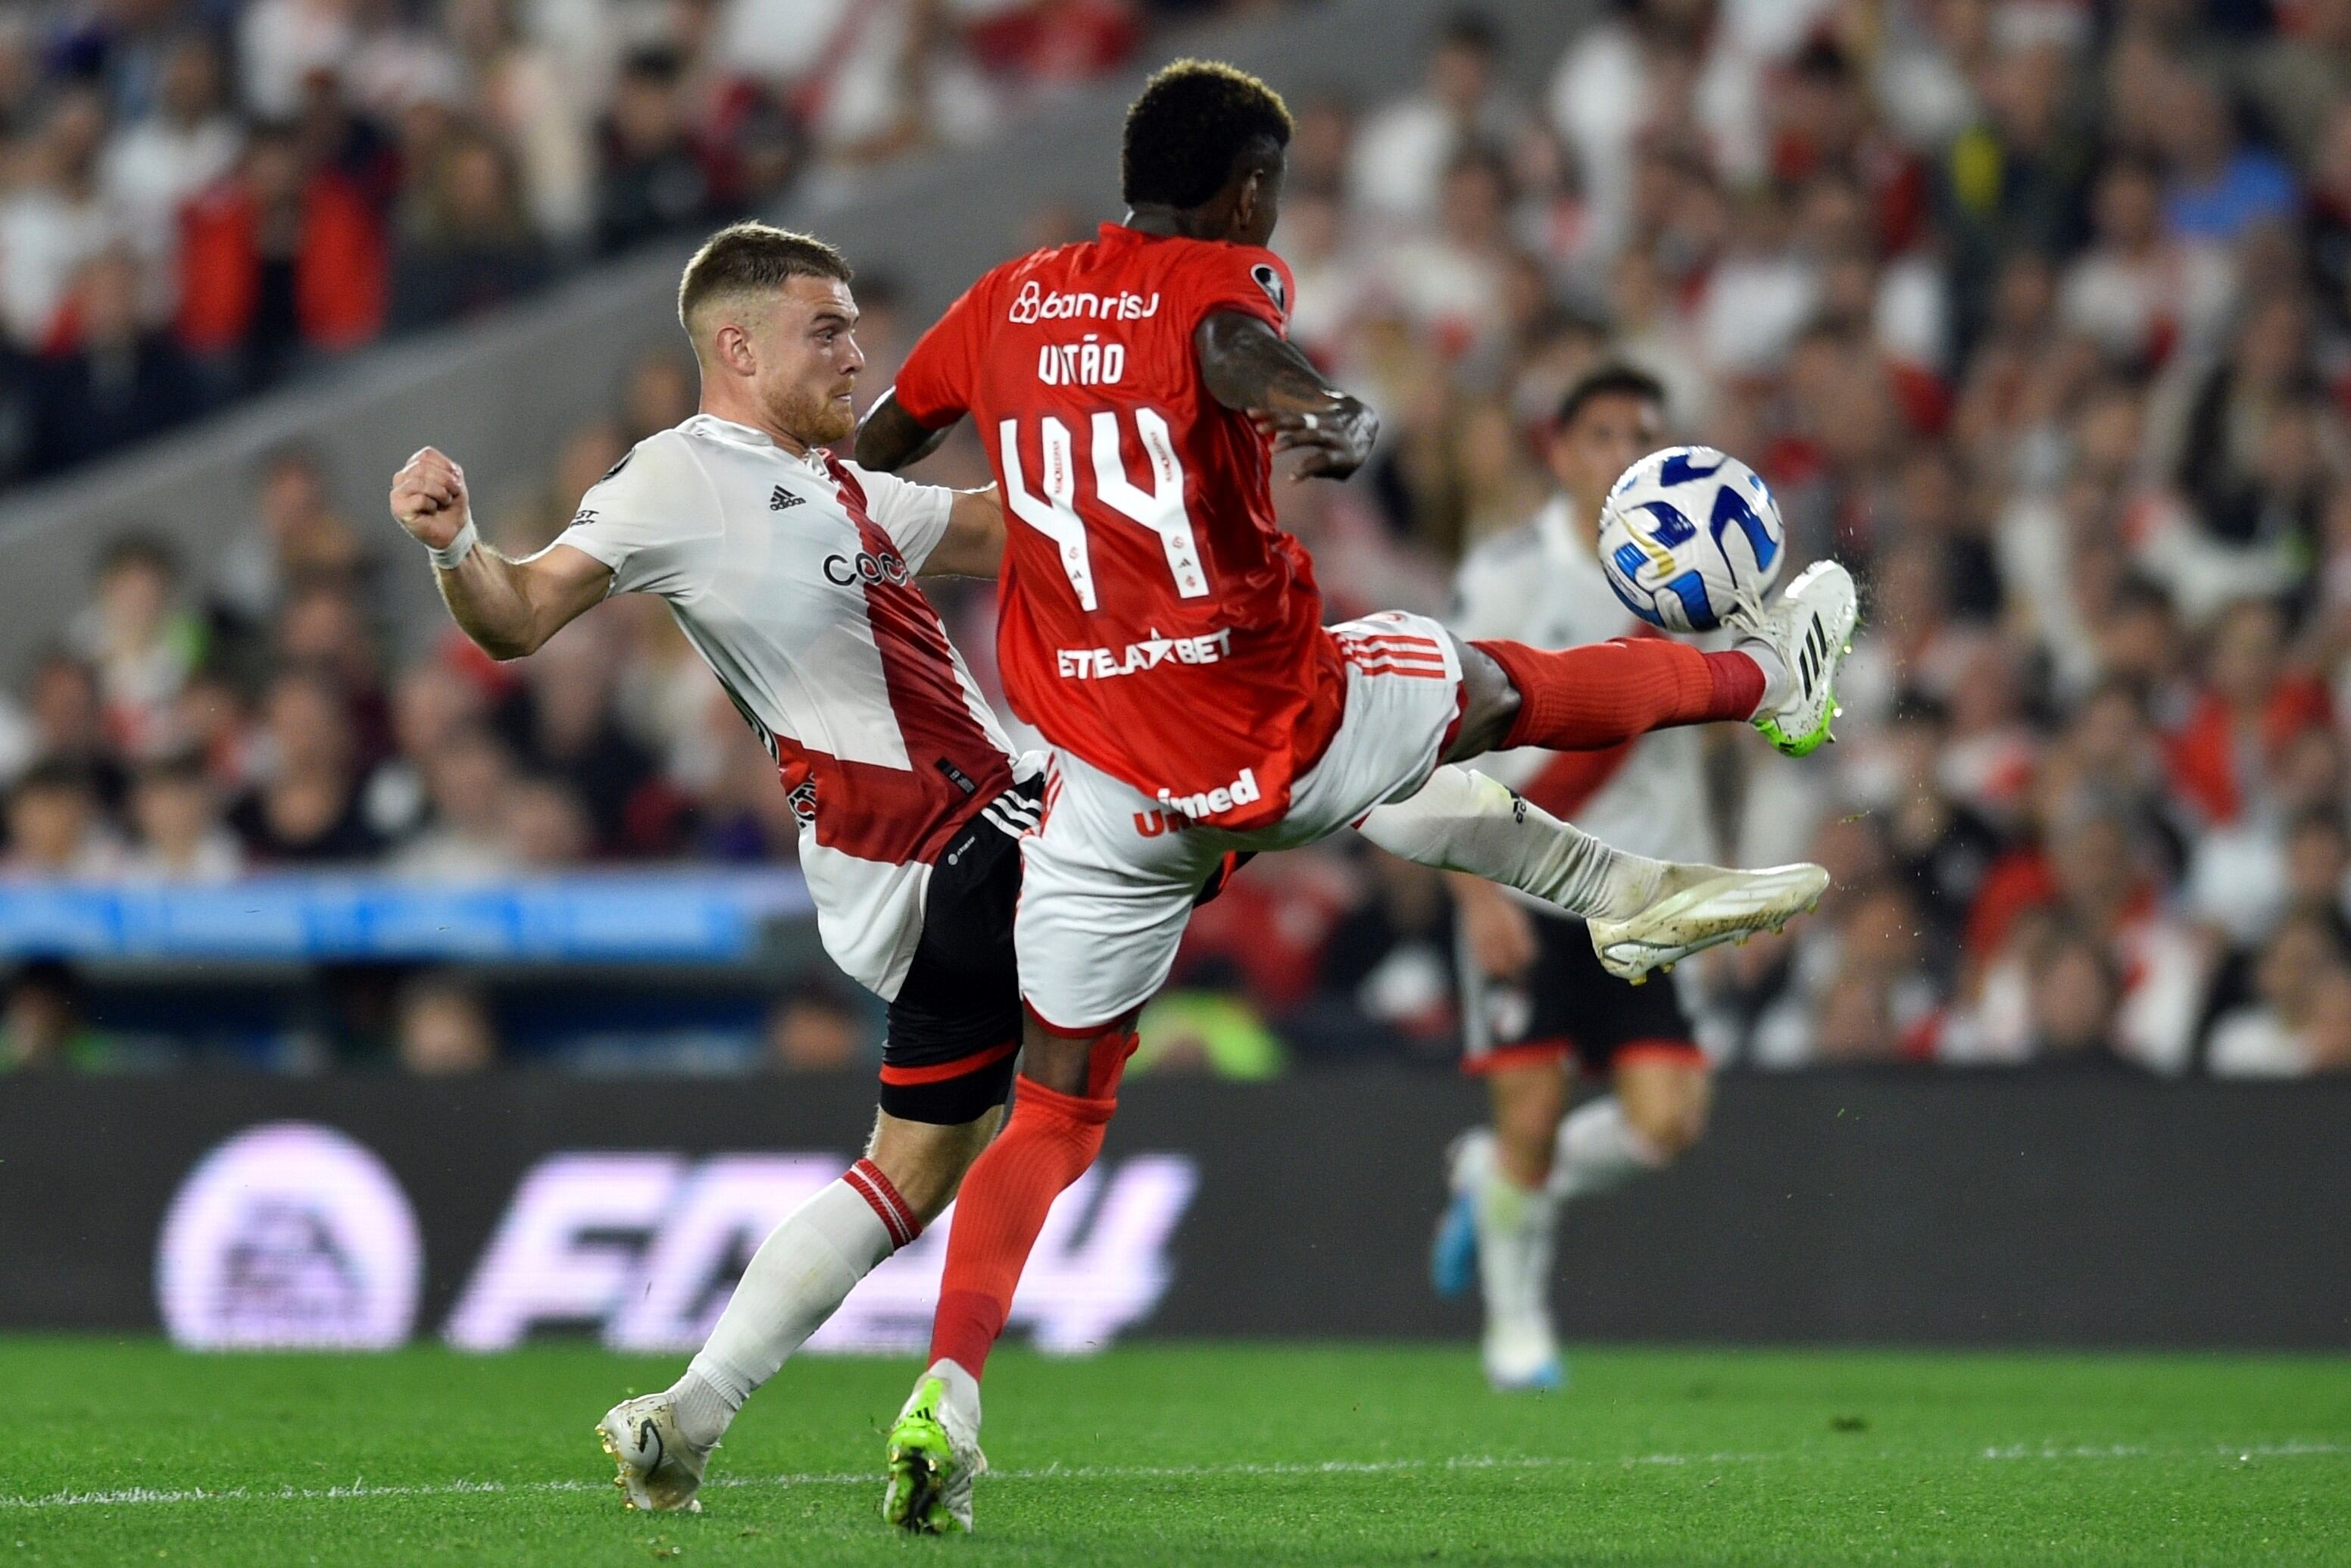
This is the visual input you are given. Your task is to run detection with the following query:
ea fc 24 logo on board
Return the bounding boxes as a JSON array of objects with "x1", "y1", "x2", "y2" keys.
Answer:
[{"x1": 155, "y1": 1126, "x2": 1200, "y2": 1354}]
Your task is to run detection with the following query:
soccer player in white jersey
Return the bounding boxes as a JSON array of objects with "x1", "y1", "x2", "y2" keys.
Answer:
[
  {"x1": 388, "y1": 220, "x2": 1833, "y2": 1520},
  {"x1": 1432, "y1": 365, "x2": 1740, "y2": 1389},
  {"x1": 391, "y1": 223, "x2": 1040, "y2": 1513}
]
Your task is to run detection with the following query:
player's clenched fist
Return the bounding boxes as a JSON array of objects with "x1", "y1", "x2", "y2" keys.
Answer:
[{"x1": 389, "y1": 446, "x2": 470, "y2": 550}]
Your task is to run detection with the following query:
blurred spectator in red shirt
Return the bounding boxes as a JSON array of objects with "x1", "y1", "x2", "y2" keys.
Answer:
[
  {"x1": 177, "y1": 120, "x2": 388, "y2": 390},
  {"x1": 2164, "y1": 597, "x2": 2332, "y2": 826}
]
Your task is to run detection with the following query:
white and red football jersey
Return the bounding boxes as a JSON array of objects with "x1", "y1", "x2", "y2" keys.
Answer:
[
  {"x1": 1451, "y1": 493, "x2": 1716, "y2": 895},
  {"x1": 551, "y1": 413, "x2": 1025, "y2": 996},
  {"x1": 890, "y1": 223, "x2": 1347, "y2": 832}
]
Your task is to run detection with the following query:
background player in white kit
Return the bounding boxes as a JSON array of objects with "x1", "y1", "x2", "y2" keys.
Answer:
[
  {"x1": 389, "y1": 220, "x2": 1834, "y2": 1519},
  {"x1": 1432, "y1": 365, "x2": 1737, "y2": 1389}
]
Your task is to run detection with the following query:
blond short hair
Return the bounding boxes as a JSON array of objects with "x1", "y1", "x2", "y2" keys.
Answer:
[{"x1": 677, "y1": 222, "x2": 854, "y2": 338}]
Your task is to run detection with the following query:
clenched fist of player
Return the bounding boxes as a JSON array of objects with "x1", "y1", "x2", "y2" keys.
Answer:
[{"x1": 389, "y1": 446, "x2": 471, "y2": 551}]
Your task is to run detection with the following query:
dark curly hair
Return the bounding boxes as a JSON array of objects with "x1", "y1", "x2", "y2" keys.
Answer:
[
  {"x1": 1121, "y1": 59, "x2": 1294, "y2": 211},
  {"x1": 1556, "y1": 363, "x2": 1667, "y2": 429}
]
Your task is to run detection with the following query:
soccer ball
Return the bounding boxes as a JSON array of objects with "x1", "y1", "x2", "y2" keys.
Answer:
[{"x1": 1596, "y1": 446, "x2": 1784, "y2": 633}]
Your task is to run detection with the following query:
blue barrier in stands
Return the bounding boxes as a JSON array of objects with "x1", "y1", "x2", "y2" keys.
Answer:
[{"x1": 0, "y1": 872, "x2": 813, "y2": 963}]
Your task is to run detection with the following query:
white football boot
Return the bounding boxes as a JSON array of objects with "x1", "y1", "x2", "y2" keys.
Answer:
[
  {"x1": 882, "y1": 1359, "x2": 987, "y2": 1534},
  {"x1": 597, "y1": 1392, "x2": 712, "y2": 1513},
  {"x1": 1587, "y1": 861, "x2": 1829, "y2": 983},
  {"x1": 1736, "y1": 558, "x2": 1859, "y2": 758}
]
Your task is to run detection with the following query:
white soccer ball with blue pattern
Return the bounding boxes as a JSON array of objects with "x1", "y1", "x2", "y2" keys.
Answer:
[{"x1": 1596, "y1": 446, "x2": 1785, "y2": 633}]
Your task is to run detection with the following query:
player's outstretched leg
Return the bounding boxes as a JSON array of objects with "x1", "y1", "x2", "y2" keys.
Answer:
[
  {"x1": 1455, "y1": 560, "x2": 1857, "y2": 762},
  {"x1": 1360, "y1": 767, "x2": 1825, "y2": 980},
  {"x1": 601, "y1": 1112, "x2": 994, "y2": 1513},
  {"x1": 886, "y1": 1023, "x2": 1135, "y2": 1534}
]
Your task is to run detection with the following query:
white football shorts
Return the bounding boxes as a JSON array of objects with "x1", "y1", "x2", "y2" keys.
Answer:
[{"x1": 1016, "y1": 611, "x2": 1466, "y2": 1032}]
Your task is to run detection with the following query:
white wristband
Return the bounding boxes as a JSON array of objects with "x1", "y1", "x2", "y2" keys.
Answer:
[{"x1": 428, "y1": 519, "x2": 478, "y2": 570}]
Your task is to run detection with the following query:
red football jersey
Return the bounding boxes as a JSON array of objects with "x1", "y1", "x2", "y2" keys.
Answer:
[{"x1": 892, "y1": 222, "x2": 1347, "y2": 831}]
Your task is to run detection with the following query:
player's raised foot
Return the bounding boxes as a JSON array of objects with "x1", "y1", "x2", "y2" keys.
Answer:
[
  {"x1": 1431, "y1": 1129, "x2": 1491, "y2": 1300},
  {"x1": 597, "y1": 1392, "x2": 711, "y2": 1513},
  {"x1": 1739, "y1": 558, "x2": 1859, "y2": 758},
  {"x1": 1588, "y1": 861, "x2": 1830, "y2": 984},
  {"x1": 883, "y1": 1360, "x2": 986, "y2": 1535}
]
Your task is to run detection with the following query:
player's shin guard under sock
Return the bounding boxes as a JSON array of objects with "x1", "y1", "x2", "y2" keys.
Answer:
[
  {"x1": 1547, "y1": 1097, "x2": 1669, "y2": 1204},
  {"x1": 670, "y1": 1157, "x2": 917, "y2": 1448},
  {"x1": 1474, "y1": 637, "x2": 1766, "y2": 751},
  {"x1": 927, "y1": 1065, "x2": 1122, "y2": 1379},
  {"x1": 1357, "y1": 765, "x2": 1672, "y2": 922}
]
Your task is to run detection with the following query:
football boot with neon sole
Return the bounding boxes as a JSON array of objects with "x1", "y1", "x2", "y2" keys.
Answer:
[
  {"x1": 882, "y1": 1360, "x2": 985, "y2": 1534},
  {"x1": 1738, "y1": 558, "x2": 1859, "y2": 758}
]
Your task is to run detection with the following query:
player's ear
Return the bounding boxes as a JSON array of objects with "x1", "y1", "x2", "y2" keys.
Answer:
[
  {"x1": 712, "y1": 321, "x2": 757, "y2": 379},
  {"x1": 1233, "y1": 173, "x2": 1259, "y2": 241}
]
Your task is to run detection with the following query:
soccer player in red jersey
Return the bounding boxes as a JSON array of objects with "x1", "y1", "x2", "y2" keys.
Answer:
[{"x1": 855, "y1": 61, "x2": 1859, "y2": 1531}]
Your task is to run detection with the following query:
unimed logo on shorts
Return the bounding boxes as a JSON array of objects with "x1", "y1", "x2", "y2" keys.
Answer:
[{"x1": 155, "y1": 1126, "x2": 1197, "y2": 1353}]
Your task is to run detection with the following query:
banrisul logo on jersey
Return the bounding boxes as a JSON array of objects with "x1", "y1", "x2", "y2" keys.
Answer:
[{"x1": 1008, "y1": 279, "x2": 1160, "y2": 324}]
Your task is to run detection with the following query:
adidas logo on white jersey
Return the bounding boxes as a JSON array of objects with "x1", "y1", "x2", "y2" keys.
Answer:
[{"x1": 770, "y1": 486, "x2": 804, "y2": 511}]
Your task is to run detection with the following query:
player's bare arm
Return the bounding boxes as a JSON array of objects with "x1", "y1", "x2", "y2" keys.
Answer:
[
  {"x1": 919, "y1": 485, "x2": 1007, "y2": 578},
  {"x1": 1194, "y1": 311, "x2": 1378, "y2": 479},
  {"x1": 854, "y1": 390, "x2": 953, "y2": 473},
  {"x1": 389, "y1": 445, "x2": 611, "y2": 660}
]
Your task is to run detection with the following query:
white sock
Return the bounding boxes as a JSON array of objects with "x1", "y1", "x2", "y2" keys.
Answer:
[
  {"x1": 1476, "y1": 1167, "x2": 1559, "y2": 1321},
  {"x1": 1358, "y1": 764, "x2": 1672, "y2": 920},
  {"x1": 1547, "y1": 1097, "x2": 1668, "y2": 1203},
  {"x1": 1456, "y1": 1132, "x2": 1558, "y2": 1373},
  {"x1": 670, "y1": 1162, "x2": 911, "y2": 1448},
  {"x1": 1736, "y1": 637, "x2": 1794, "y2": 711}
]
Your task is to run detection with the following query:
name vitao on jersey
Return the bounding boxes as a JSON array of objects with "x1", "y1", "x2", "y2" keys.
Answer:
[
  {"x1": 551, "y1": 415, "x2": 1016, "y2": 998},
  {"x1": 892, "y1": 223, "x2": 1345, "y2": 832}
]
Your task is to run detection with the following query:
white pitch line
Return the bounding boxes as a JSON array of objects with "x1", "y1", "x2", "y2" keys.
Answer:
[
  {"x1": 1980, "y1": 1441, "x2": 2351, "y2": 1462},
  {"x1": 2, "y1": 1443, "x2": 2344, "y2": 1514}
]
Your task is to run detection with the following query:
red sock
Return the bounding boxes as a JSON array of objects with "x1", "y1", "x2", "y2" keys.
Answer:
[
  {"x1": 1473, "y1": 637, "x2": 1763, "y2": 751},
  {"x1": 927, "y1": 1034, "x2": 1134, "y2": 1378}
]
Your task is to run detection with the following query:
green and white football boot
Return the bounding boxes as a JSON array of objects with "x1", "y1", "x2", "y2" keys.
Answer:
[
  {"x1": 1738, "y1": 558, "x2": 1859, "y2": 757},
  {"x1": 882, "y1": 1360, "x2": 986, "y2": 1534}
]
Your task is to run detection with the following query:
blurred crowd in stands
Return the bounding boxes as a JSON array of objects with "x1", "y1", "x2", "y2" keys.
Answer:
[
  {"x1": 0, "y1": 0, "x2": 1263, "y2": 485},
  {"x1": 7, "y1": 0, "x2": 2351, "y2": 1082}
]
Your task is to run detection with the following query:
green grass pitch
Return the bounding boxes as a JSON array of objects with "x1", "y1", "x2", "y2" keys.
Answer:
[{"x1": 3, "y1": 1338, "x2": 2346, "y2": 1566}]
